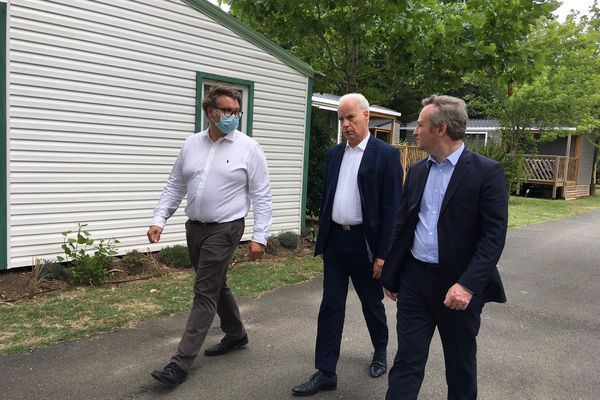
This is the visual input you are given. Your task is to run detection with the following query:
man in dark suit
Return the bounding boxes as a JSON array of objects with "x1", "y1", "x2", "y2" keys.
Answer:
[
  {"x1": 381, "y1": 95, "x2": 508, "y2": 400},
  {"x1": 292, "y1": 93, "x2": 403, "y2": 396}
]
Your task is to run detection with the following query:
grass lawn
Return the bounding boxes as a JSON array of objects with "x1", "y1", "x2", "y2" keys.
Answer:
[
  {"x1": 1, "y1": 190, "x2": 599, "y2": 355},
  {"x1": 509, "y1": 190, "x2": 600, "y2": 227}
]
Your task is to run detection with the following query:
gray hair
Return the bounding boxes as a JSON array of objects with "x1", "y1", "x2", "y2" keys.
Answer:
[
  {"x1": 339, "y1": 93, "x2": 369, "y2": 111},
  {"x1": 422, "y1": 95, "x2": 468, "y2": 140}
]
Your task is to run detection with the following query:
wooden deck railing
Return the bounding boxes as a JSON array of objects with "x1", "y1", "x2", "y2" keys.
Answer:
[
  {"x1": 522, "y1": 154, "x2": 578, "y2": 183},
  {"x1": 394, "y1": 144, "x2": 428, "y2": 180},
  {"x1": 521, "y1": 154, "x2": 579, "y2": 198}
]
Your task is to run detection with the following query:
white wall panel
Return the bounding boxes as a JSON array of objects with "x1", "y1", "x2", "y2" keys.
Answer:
[{"x1": 7, "y1": 0, "x2": 309, "y2": 268}]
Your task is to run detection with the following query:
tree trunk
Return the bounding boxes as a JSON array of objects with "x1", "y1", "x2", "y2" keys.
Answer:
[{"x1": 590, "y1": 134, "x2": 599, "y2": 196}]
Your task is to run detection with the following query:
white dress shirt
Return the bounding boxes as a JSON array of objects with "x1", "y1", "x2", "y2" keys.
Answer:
[
  {"x1": 152, "y1": 129, "x2": 272, "y2": 245},
  {"x1": 331, "y1": 134, "x2": 369, "y2": 225}
]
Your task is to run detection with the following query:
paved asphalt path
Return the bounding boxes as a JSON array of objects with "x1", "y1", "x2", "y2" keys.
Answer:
[{"x1": 1, "y1": 209, "x2": 599, "y2": 399}]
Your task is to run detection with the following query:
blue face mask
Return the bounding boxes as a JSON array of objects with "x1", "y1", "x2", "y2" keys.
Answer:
[{"x1": 215, "y1": 114, "x2": 239, "y2": 134}]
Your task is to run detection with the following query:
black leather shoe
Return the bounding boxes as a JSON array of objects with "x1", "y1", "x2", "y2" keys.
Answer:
[
  {"x1": 292, "y1": 371, "x2": 337, "y2": 396},
  {"x1": 150, "y1": 362, "x2": 187, "y2": 386},
  {"x1": 204, "y1": 334, "x2": 249, "y2": 356},
  {"x1": 369, "y1": 351, "x2": 387, "y2": 378}
]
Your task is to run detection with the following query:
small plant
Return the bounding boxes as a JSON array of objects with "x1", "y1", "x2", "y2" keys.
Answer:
[
  {"x1": 122, "y1": 250, "x2": 147, "y2": 275},
  {"x1": 159, "y1": 245, "x2": 191, "y2": 268},
  {"x1": 265, "y1": 236, "x2": 280, "y2": 255},
  {"x1": 38, "y1": 259, "x2": 66, "y2": 280},
  {"x1": 57, "y1": 223, "x2": 120, "y2": 286},
  {"x1": 277, "y1": 231, "x2": 299, "y2": 250},
  {"x1": 28, "y1": 259, "x2": 46, "y2": 299},
  {"x1": 231, "y1": 246, "x2": 247, "y2": 264}
]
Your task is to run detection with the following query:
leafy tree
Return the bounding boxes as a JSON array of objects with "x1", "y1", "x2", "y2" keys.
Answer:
[
  {"x1": 224, "y1": 0, "x2": 403, "y2": 99},
  {"x1": 470, "y1": 6, "x2": 600, "y2": 191}
]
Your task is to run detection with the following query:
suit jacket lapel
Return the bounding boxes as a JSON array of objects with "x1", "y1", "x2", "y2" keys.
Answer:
[
  {"x1": 358, "y1": 135, "x2": 376, "y2": 176},
  {"x1": 414, "y1": 161, "x2": 430, "y2": 207},
  {"x1": 440, "y1": 150, "x2": 472, "y2": 215}
]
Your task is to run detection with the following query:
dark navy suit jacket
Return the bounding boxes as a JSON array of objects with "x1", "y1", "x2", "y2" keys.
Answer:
[
  {"x1": 314, "y1": 135, "x2": 403, "y2": 261},
  {"x1": 381, "y1": 148, "x2": 508, "y2": 303}
]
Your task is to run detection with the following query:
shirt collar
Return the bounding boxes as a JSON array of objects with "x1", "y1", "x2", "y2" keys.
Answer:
[
  {"x1": 427, "y1": 141, "x2": 464, "y2": 167},
  {"x1": 345, "y1": 134, "x2": 370, "y2": 151},
  {"x1": 201, "y1": 128, "x2": 238, "y2": 143}
]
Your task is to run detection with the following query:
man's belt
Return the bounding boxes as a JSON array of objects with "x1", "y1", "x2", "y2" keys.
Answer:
[
  {"x1": 410, "y1": 254, "x2": 439, "y2": 272},
  {"x1": 332, "y1": 222, "x2": 363, "y2": 231}
]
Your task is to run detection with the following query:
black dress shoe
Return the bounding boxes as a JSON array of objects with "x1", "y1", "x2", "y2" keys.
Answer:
[
  {"x1": 292, "y1": 371, "x2": 337, "y2": 396},
  {"x1": 204, "y1": 334, "x2": 248, "y2": 356},
  {"x1": 369, "y1": 351, "x2": 387, "y2": 378},
  {"x1": 150, "y1": 362, "x2": 187, "y2": 386}
]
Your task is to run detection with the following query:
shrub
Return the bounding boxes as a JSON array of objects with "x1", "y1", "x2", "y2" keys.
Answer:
[
  {"x1": 66, "y1": 253, "x2": 113, "y2": 286},
  {"x1": 277, "y1": 231, "x2": 299, "y2": 250},
  {"x1": 38, "y1": 259, "x2": 66, "y2": 280},
  {"x1": 231, "y1": 246, "x2": 247, "y2": 264},
  {"x1": 265, "y1": 236, "x2": 280, "y2": 255},
  {"x1": 57, "y1": 223, "x2": 119, "y2": 286},
  {"x1": 159, "y1": 245, "x2": 191, "y2": 268},
  {"x1": 122, "y1": 250, "x2": 147, "y2": 275},
  {"x1": 307, "y1": 109, "x2": 335, "y2": 218},
  {"x1": 469, "y1": 141, "x2": 528, "y2": 194}
]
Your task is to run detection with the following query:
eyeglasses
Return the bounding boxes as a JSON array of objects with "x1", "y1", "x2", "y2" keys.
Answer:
[{"x1": 214, "y1": 107, "x2": 243, "y2": 118}]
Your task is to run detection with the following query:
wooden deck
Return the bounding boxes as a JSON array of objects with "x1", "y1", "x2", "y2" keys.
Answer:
[
  {"x1": 394, "y1": 144, "x2": 428, "y2": 180},
  {"x1": 521, "y1": 154, "x2": 582, "y2": 199}
]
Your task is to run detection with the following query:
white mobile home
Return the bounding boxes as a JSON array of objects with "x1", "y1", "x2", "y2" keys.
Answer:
[{"x1": 0, "y1": 0, "x2": 314, "y2": 269}]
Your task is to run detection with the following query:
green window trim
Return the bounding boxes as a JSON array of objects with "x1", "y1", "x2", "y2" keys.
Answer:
[
  {"x1": 0, "y1": 2, "x2": 6, "y2": 269},
  {"x1": 300, "y1": 77, "x2": 313, "y2": 235},
  {"x1": 195, "y1": 72, "x2": 254, "y2": 137}
]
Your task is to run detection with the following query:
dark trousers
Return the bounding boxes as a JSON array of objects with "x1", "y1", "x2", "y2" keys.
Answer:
[
  {"x1": 171, "y1": 219, "x2": 245, "y2": 371},
  {"x1": 386, "y1": 255, "x2": 484, "y2": 400},
  {"x1": 315, "y1": 223, "x2": 388, "y2": 373}
]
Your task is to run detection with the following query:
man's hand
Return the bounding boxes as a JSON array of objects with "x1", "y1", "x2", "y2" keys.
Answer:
[
  {"x1": 147, "y1": 225, "x2": 163, "y2": 243},
  {"x1": 372, "y1": 258, "x2": 385, "y2": 279},
  {"x1": 384, "y1": 288, "x2": 397, "y2": 301},
  {"x1": 246, "y1": 241, "x2": 266, "y2": 260},
  {"x1": 443, "y1": 283, "x2": 473, "y2": 311}
]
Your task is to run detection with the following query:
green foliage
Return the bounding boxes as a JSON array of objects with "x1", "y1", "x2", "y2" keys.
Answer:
[
  {"x1": 158, "y1": 245, "x2": 191, "y2": 268},
  {"x1": 469, "y1": 141, "x2": 528, "y2": 194},
  {"x1": 277, "y1": 231, "x2": 299, "y2": 250},
  {"x1": 57, "y1": 223, "x2": 120, "y2": 286},
  {"x1": 38, "y1": 259, "x2": 66, "y2": 280},
  {"x1": 122, "y1": 250, "x2": 147, "y2": 275},
  {"x1": 65, "y1": 253, "x2": 114, "y2": 286},
  {"x1": 307, "y1": 109, "x2": 335, "y2": 218},
  {"x1": 265, "y1": 236, "x2": 280, "y2": 255},
  {"x1": 226, "y1": 0, "x2": 402, "y2": 97}
]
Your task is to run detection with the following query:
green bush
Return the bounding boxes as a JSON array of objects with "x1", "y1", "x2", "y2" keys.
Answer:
[
  {"x1": 307, "y1": 109, "x2": 335, "y2": 218},
  {"x1": 57, "y1": 223, "x2": 119, "y2": 286},
  {"x1": 277, "y1": 231, "x2": 299, "y2": 250},
  {"x1": 469, "y1": 141, "x2": 528, "y2": 194},
  {"x1": 122, "y1": 250, "x2": 146, "y2": 274},
  {"x1": 38, "y1": 259, "x2": 66, "y2": 280},
  {"x1": 265, "y1": 236, "x2": 280, "y2": 255},
  {"x1": 159, "y1": 245, "x2": 191, "y2": 268},
  {"x1": 66, "y1": 253, "x2": 113, "y2": 286}
]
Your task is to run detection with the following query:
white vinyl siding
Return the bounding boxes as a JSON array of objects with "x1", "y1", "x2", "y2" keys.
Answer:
[{"x1": 7, "y1": 0, "x2": 309, "y2": 268}]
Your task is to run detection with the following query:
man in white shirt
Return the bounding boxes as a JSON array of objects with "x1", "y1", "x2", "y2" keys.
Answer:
[
  {"x1": 292, "y1": 93, "x2": 403, "y2": 396},
  {"x1": 148, "y1": 85, "x2": 272, "y2": 386}
]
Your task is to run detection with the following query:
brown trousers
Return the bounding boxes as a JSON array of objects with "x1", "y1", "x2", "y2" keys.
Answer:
[{"x1": 171, "y1": 218, "x2": 246, "y2": 371}]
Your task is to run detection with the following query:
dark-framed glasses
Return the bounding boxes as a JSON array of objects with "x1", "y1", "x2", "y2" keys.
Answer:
[{"x1": 215, "y1": 107, "x2": 243, "y2": 118}]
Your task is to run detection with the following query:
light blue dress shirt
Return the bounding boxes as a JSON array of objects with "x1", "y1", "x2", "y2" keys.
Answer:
[{"x1": 411, "y1": 143, "x2": 465, "y2": 263}]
